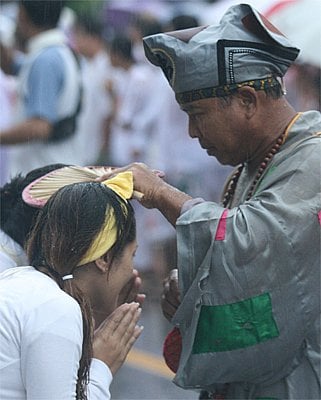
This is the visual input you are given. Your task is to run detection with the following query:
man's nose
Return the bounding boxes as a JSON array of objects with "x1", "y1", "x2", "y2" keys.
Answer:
[{"x1": 188, "y1": 119, "x2": 198, "y2": 138}]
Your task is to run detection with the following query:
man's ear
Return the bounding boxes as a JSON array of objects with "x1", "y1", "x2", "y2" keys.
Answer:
[
  {"x1": 236, "y1": 86, "x2": 257, "y2": 118},
  {"x1": 94, "y1": 254, "x2": 110, "y2": 274}
]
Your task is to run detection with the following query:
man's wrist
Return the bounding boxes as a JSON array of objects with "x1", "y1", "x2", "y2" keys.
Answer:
[{"x1": 154, "y1": 182, "x2": 192, "y2": 226}]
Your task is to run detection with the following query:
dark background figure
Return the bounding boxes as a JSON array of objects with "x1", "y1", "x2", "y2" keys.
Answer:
[{"x1": 0, "y1": 163, "x2": 69, "y2": 271}]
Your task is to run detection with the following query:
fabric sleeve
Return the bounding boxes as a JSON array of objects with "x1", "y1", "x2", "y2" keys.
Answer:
[
  {"x1": 87, "y1": 359, "x2": 113, "y2": 400},
  {"x1": 181, "y1": 198, "x2": 205, "y2": 215},
  {"x1": 173, "y1": 136, "x2": 321, "y2": 388},
  {"x1": 25, "y1": 49, "x2": 64, "y2": 122},
  {"x1": 21, "y1": 294, "x2": 83, "y2": 399}
]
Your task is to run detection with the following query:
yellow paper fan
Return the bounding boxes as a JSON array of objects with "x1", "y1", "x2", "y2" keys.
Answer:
[{"x1": 22, "y1": 165, "x2": 142, "y2": 207}]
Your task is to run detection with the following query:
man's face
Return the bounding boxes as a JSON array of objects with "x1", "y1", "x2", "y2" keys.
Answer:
[{"x1": 180, "y1": 96, "x2": 250, "y2": 166}]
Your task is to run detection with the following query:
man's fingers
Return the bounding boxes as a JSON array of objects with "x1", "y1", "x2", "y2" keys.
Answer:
[
  {"x1": 163, "y1": 281, "x2": 180, "y2": 307},
  {"x1": 169, "y1": 268, "x2": 178, "y2": 280},
  {"x1": 94, "y1": 165, "x2": 127, "y2": 182},
  {"x1": 161, "y1": 295, "x2": 179, "y2": 321},
  {"x1": 161, "y1": 269, "x2": 181, "y2": 321}
]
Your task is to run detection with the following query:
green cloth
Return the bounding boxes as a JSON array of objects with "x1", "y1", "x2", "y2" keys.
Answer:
[{"x1": 193, "y1": 293, "x2": 279, "y2": 353}]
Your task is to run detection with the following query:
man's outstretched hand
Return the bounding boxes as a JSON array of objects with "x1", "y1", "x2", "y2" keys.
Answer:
[{"x1": 161, "y1": 268, "x2": 180, "y2": 322}]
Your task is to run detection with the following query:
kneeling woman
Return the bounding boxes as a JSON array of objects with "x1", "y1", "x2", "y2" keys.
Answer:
[{"x1": 0, "y1": 172, "x2": 143, "y2": 399}]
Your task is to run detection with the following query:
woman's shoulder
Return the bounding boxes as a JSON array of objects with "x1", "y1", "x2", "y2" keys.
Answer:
[
  {"x1": 0, "y1": 267, "x2": 83, "y2": 344},
  {"x1": 0, "y1": 266, "x2": 81, "y2": 317}
]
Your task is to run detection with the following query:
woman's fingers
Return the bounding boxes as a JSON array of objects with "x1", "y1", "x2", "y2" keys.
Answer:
[
  {"x1": 99, "y1": 302, "x2": 140, "y2": 335},
  {"x1": 117, "y1": 270, "x2": 146, "y2": 306},
  {"x1": 93, "y1": 302, "x2": 143, "y2": 375}
]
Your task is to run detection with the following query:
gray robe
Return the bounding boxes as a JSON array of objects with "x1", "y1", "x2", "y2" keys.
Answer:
[{"x1": 173, "y1": 111, "x2": 321, "y2": 399}]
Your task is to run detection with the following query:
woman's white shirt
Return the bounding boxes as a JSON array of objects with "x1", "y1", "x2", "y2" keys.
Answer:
[{"x1": 0, "y1": 266, "x2": 112, "y2": 399}]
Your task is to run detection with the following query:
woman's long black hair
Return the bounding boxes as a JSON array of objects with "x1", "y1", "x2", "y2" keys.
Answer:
[{"x1": 26, "y1": 182, "x2": 136, "y2": 399}]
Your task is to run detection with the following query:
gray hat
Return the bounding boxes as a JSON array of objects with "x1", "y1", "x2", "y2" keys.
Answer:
[{"x1": 143, "y1": 3, "x2": 300, "y2": 104}]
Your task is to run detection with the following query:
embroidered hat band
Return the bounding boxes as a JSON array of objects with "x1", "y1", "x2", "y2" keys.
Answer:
[{"x1": 175, "y1": 75, "x2": 280, "y2": 105}]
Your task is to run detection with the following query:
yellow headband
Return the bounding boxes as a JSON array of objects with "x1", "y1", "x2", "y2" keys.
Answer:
[{"x1": 77, "y1": 171, "x2": 133, "y2": 266}]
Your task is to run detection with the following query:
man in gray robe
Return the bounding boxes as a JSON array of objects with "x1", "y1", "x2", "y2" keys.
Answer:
[{"x1": 101, "y1": 4, "x2": 321, "y2": 399}]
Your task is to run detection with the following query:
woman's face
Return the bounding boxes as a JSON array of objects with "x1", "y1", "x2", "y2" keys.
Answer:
[
  {"x1": 109, "y1": 240, "x2": 138, "y2": 300},
  {"x1": 90, "y1": 239, "x2": 137, "y2": 327}
]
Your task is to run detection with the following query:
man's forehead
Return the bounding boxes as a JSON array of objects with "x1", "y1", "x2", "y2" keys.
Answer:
[{"x1": 180, "y1": 98, "x2": 214, "y2": 112}]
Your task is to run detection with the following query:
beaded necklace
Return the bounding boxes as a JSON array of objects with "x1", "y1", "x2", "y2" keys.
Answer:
[{"x1": 222, "y1": 128, "x2": 289, "y2": 208}]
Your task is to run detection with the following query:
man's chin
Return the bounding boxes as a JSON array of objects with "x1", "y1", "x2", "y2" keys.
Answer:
[{"x1": 206, "y1": 151, "x2": 237, "y2": 167}]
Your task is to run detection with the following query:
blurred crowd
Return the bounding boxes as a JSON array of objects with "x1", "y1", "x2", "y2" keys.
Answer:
[{"x1": 0, "y1": 0, "x2": 320, "y2": 288}]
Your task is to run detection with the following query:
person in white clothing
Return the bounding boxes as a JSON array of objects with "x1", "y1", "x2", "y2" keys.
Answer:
[
  {"x1": 107, "y1": 34, "x2": 165, "y2": 274},
  {"x1": 0, "y1": 0, "x2": 82, "y2": 175},
  {"x1": 0, "y1": 171, "x2": 143, "y2": 399},
  {"x1": 107, "y1": 34, "x2": 156, "y2": 168},
  {"x1": 0, "y1": 68, "x2": 17, "y2": 185},
  {"x1": 72, "y1": 13, "x2": 113, "y2": 165}
]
